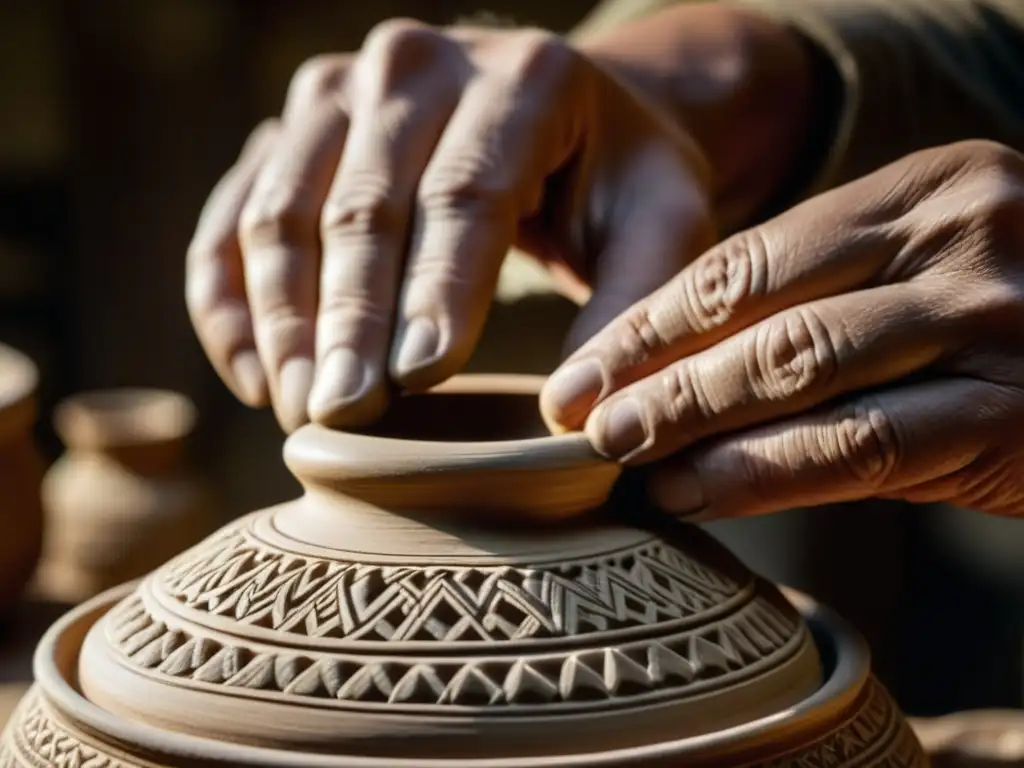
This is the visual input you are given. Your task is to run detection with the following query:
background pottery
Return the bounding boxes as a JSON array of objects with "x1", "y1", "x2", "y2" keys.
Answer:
[
  {"x1": 35, "y1": 388, "x2": 215, "y2": 604},
  {"x1": 0, "y1": 375, "x2": 926, "y2": 765},
  {"x1": 0, "y1": 343, "x2": 44, "y2": 615}
]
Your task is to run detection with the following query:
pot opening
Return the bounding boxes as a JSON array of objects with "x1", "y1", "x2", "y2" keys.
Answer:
[{"x1": 352, "y1": 390, "x2": 550, "y2": 443}]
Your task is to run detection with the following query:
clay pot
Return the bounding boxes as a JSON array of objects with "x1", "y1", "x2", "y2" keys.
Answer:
[
  {"x1": 36, "y1": 388, "x2": 215, "y2": 603},
  {"x1": 0, "y1": 375, "x2": 926, "y2": 765},
  {"x1": 0, "y1": 343, "x2": 44, "y2": 613}
]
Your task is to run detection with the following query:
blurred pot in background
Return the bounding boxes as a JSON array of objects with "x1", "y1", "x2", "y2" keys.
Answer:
[
  {"x1": 0, "y1": 343, "x2": 43, "y2": 613},
  {"x1": 36, "y1": 388, "x2": 214, "y2": 603}
]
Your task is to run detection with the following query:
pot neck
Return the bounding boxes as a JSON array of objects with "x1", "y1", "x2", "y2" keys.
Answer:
[{"x1": 281, "y1": 377, "x2": 621, "y2": 523}]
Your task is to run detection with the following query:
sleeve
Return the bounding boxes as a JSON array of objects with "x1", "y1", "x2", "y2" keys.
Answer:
[{"x1": 572, "y1": 0, "x2": 1024, "y2": 198}]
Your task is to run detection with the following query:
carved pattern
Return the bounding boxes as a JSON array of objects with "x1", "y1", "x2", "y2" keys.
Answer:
[
  {"x1": 108, "y1": 594, "x2": 802, "y2": 708},
  {"x1": 0, "y1": 680, "x2": 925, "y2": 767},
  {"x1": 0, "y1": 689, "x2": 143, "y2": 768},
  {"x1": 158, "y1": 524, "x2": 744, "y2": 643},
  {"x1": 754, "y1": 678, "x2": 925, "y2": 767}
]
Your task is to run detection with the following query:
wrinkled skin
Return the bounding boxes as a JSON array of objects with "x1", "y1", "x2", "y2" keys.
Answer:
[
  {"x1": 185, "y1": 20, "x2": 712, "y2": 432},
  {"x1": 543, "y1": 141, "x2": 1024, "y2": 520},
  {"x1": 186, "y1": 14, "x2": 1024, "y2": 522}
]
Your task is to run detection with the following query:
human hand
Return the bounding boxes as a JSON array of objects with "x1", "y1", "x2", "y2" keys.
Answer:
[
  {"x1": 541, "y1": 141, "x2": 1024, "y2": 519},
  {"x1": 185, "y1": 19, "x2": 714, "y2": 432}
]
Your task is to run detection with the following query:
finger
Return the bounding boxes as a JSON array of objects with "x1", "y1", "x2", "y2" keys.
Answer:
[
  {"x1": 584, "y1": 282, "x2": 967, "y2": 463},
  {"x1": 391, "y1": 32, "x2": 585, "y2": 389},
  {"x1": 239, "y1": 66, "x2": 350, "y2": 432},
  {"x1": 541, "y1": 183, "x2": 900, "y2": 431},
  {"x1": 309, "y1": 21, "x2": 463, "y2": 427},
  {"x1": 186, "y1": 119, "x2": 279, "y2": 406},
  {"x1": 562, "y1": 146, "x2": 715, "y2": 358},
  {"x1": 648, "y1": 377, "x2": 1023, "y2": 519}
]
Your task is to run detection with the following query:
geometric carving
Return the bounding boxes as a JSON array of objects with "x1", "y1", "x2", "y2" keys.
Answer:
[
  {"x1": 0, "y1": 689, "x2": 144, "y2": 768},
  {"x1": 159, "y1": 528, "x2": 749, "y2": 647},
  {"x1": 108, "y1": 592, "x2": 804, "y2": 709},
  {"x1": 158, "y1": 522, "x2": 745, "y2": 644},
  {"x1": 0, "y1": 678, "x2": 926, "y2": 767},
  {"x1": 753, "y1": 678, "x2": 925, "y2": 767}
]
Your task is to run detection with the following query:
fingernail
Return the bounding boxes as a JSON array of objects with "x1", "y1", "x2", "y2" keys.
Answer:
[
  {"x1": 542, "y1": 359, "x2": 606, "y2": 428},
  {"x1": 649, "y1": 464, "x2": 705, "y2": 516},
  {"x1": 591, "y1": 397, "x2": 651, "y2": 461},
  {"x1": 230, "y1": 350, "x2": 267, "y2": 405},
  {"x1": 393, "y1": 316, "x2": 441, "y2": 380},
  {"x1": 310, "y1": 348, "x2": 367, "y2": 408},
  {"x1": 308, "y1": 348, "x2": 385, "y2": 427},
  {"x1": 275, "y1": 357, "x2": 314, "y2": 432}
]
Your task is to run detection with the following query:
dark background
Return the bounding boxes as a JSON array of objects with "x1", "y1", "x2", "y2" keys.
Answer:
[{"x1": 2, "y1": 0, "x2": 1023, "y2": 715}]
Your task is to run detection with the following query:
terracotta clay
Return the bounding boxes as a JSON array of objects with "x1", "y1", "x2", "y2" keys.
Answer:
[
  {"x1": 0, "y1": 343, "x2": 44, "y2": 614},
  {"x1": 35, "y1": 389, "x2": 215, "y2": 603},
  {"x1": 0, "y1": 375, "x2": 927, "y2": 765}
]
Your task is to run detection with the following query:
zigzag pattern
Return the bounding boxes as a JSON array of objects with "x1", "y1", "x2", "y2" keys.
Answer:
[
  {"x1": 0, "y1": 681, "x2": 924, "y2": 766},
  {"x1": 0, "y1": 691, "x2": 139, "y2": 768},
  {"x1": 159, "y1": 525, "x2": 744, "y2": 643},
  {"x1": 107, "y1": 594, "x2": 799, "y2": 708},
  {"x1": 757, "y1": 679, "x2": 925, "y2": 767}
]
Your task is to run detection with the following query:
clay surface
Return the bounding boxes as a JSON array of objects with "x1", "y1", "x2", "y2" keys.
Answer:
[{"x1": 0, "y1": 375, "x2": 927, "y2": 765}]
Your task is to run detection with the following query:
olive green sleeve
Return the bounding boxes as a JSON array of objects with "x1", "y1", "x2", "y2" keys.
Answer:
[{"x1": 572, "y1": 0, "x2": 1024, "y2": 197}]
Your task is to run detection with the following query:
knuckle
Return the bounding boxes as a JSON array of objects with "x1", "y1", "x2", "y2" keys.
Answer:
[
  {"x1": 239, "y1": 192, "x2": 316, "y2": 250},
  {"x1": 287, "y1": 54, "x2": 347, "y2": 105},
  {"x1": 661, "y1": 363, "x2": 717, "y2": 426},
  {"x1": 418, "y1": 170, "x2": 515, "y2": 219},
  {"x1": 317, "y1": 292, "x2": 391, "y2": 332},
  {"x1": 321, "y1": 175, "x2": 404, "y2": 242},
  {"x1": 611, "y1": 304, "x2": 677, "y2": 367},
  {"x1": 749, "y1": 308, "x2": 837, "y2": 402},
  {"x1": 956, "y1": 139, "x2": 1024, "y2": 174},
  {"x1": 504, "y1": 29, "x2": 577, "y2": 85},
  {"x1": 363, "y1": 18, "x2": 439, "y2": 56},
  {"x1": 684, "y1": 231, "x2": 766, "y2": 332},
  {"x1": 828, "y1": 399, "x2": 900, "y2": 487},
  {"x1": 359, "y1": 19, "x2": 448, "y2": 89}
]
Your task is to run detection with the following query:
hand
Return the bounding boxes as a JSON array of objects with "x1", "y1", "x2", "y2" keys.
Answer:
[
  {"x1": 541, "y1": 141, "x2": 1024, "y2": 519},
  {"x1": 185, "y1": 18, "x2": 714, "y2": 432}
]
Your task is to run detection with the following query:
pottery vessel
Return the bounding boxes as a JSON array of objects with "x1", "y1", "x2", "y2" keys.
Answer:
[
  {"x1": 36, "y1": 389, "x2": 215, "y2": 604},
  {"x1": 0, "y1": 343, "x2": 44, "y2": 613},
  {"x1": 0, "y1": 375, "x2": 927, "y2": 765}
]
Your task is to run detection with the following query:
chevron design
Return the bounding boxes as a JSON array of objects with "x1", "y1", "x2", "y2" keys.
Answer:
[
  {"x1": 105, "y1": 593, "x2": 801, "y2": 708},
  {"x1": 0, "y1": 680, "x2": 923, "y2": 766},
  {"x1": 0, "y1": 690, "x2": 142, "y2": 768},
  {"x1": 755, "y1": 679, "x2": 924, "y2": 767},
  {"x1": 158, "y1": 523, "x2": 745, "y2": 643}
]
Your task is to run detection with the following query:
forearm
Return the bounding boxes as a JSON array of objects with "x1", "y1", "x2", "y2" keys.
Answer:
[
  {"x1": 575, "y1": 3, "x2": 825, "y2": 232},
  {"x1": 738, "y1": 0, "x2": 1024, "y2": 191},
  {"x1": 575, "y1": 0, "x2": 1024, "y2": 229}
]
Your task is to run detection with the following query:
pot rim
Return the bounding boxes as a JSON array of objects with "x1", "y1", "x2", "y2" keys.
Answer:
[
  {"x1": 283, "y1": 374, "x2": 621, "y2": 519},
  {"x1": 287, "y1": 373, "x2": 594, "y2": 463},
  {"x1": 53, "y1": 387, "x2": 197, "y2": 450},
  {"x1": 31, "y1": 584, "x2": 871, "y2": 767}
]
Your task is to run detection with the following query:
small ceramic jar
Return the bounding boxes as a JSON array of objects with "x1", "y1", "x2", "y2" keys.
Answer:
[
  {"x1": 36, "y1": 388, "x2": 215, "y2": 603},
  {"x1": 0, "y1": 343, "x2": 44, "y2": 613}
]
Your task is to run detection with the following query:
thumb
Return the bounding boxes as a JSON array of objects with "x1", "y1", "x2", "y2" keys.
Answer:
[
  {"x1": 565, "y1": 154, "x2": 714, "y2": 354},
  {"x1": 552, "y1": 158, "x2": 714, "y2": 424}
]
